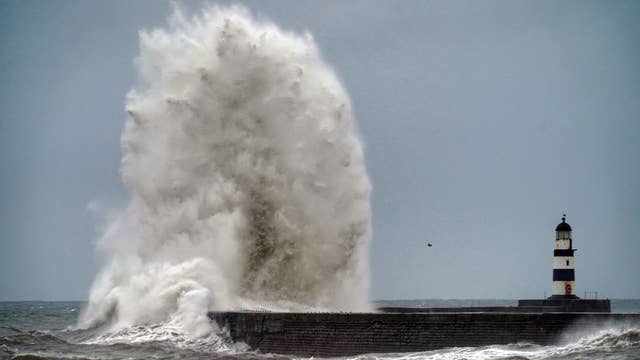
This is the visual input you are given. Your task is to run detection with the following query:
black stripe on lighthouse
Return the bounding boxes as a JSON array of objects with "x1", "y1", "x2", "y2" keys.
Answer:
[
  {"x1": 553, "y1": 268, "x2": 575, "y2": 281},
  {"x1": 554, "y1": 249, "x2": 575, "y2": 256}
]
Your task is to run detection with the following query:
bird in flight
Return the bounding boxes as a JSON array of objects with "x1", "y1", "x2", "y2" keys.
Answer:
[{"x1": 427, "y1": 243, "x2": 433, "y2": 247}]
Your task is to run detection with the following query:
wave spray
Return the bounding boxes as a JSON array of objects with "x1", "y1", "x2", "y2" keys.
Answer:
[{"x1": 79, "y1": 5, "x2": 372, "y2": 338}]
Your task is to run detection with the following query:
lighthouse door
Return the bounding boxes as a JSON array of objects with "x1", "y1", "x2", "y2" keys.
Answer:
[{"x1": 565, "y1": 283, "x2": 572, "y2": 295}]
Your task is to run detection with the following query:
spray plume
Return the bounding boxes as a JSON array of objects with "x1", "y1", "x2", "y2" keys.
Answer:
[{"x1": 79, "y1": 5, "x2": 372, "y2": 336}]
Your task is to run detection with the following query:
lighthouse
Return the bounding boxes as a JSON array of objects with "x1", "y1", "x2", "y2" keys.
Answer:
[
  {"x1": 550, "y1": 215, "x2": 578, "y2": 299},
  {"x1": 518, "y1": 214, "x2": 609, "y2": 311}
]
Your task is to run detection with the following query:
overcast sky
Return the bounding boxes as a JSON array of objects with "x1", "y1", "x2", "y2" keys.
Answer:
[{"x1": 1, "y1": 0, "x2": 639, "y2": 301}]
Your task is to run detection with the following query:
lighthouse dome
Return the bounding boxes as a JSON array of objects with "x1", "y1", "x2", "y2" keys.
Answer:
[{"x1": 556, "y1": 216, "x2": 572, "y2": 231}]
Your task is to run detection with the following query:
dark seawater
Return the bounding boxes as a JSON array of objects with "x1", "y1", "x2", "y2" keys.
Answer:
[{"x1": 1, "y1": 300, "x2": 639, "y2": 360}]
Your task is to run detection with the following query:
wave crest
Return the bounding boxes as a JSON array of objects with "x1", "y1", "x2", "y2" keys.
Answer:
[{"x1": 79, "y1": 3, "x2": 372, "y2": 338}]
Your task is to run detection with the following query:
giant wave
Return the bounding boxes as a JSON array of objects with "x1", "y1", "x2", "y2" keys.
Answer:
[{"x1": 79, "y1": 4, "x2": 372, "y2": 339}]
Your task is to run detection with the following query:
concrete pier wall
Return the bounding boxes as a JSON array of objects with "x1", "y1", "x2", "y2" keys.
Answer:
[
  {"x1": 209, "y1": 312, "x2": 640, "y2": 357},
  {"x1": 518, "y1": 299, "x2": 611, "y2": 312},
  {"x1": 380, "y1": 299, "x2": 611, "y2": 313}
]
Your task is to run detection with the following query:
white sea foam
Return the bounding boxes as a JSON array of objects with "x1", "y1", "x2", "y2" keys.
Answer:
[
  {"x1": 350, "y1": 326, "x2": 640, "y2": 360},
  {"x1": 79, "y1": 3, "x2": 372, "y2": 340}
]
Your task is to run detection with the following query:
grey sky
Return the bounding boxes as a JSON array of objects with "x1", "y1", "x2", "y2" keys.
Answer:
[{"x1": 1, "y1": 0, "x2": 639, "y2": 301}]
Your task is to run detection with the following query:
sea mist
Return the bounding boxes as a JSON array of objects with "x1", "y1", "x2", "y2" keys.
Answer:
[{"x1": 79, "y1": 5, "x2": 372, "y2": 337}]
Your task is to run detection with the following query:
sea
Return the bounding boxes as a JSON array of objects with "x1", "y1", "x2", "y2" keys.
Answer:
[{"x1": 1, "y1": 299, "x2": 639, "y2": 360}]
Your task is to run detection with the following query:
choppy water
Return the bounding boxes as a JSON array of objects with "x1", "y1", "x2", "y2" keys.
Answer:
[{"x1": 1, "y1": 300, "x2": 639, "y2": 360}]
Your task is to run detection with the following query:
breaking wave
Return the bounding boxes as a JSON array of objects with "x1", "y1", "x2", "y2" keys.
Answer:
[
  {"x1": 78, "y1": 3, "x2": 372, "y2": 340},
  {"x1": 351, "y1": 326, "x2": 640, "y2": 360},
  {"x1": 2, "y1": 325, "x2": 637, "y2": 359}
]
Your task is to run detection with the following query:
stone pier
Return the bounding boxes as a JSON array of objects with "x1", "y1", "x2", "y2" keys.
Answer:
[{"x1": 209, "y1": 311, "x2": 639, "y2": 357}]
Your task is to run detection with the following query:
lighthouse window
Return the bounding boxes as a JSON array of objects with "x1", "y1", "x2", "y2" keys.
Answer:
[{"x1": 566, "y1": 260, "x2": 570, "y2": 266}]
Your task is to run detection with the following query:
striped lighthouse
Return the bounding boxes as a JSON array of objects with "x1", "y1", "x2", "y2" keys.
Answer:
[{"x1": 550, "y1": 215, "x2": 579, "y2": 299}]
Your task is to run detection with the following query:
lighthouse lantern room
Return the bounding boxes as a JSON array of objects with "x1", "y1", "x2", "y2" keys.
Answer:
[{"x1": 550, "y1": 215, "x2": 579, "y2": 299}]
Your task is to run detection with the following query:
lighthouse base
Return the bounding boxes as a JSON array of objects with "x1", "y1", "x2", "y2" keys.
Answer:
[
  {"x1": 517, "y1": 298, "x2": 610, "y2": 312},
  {"x1": 547, "y1": 294, "x2": 580, "y2": 300}
]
